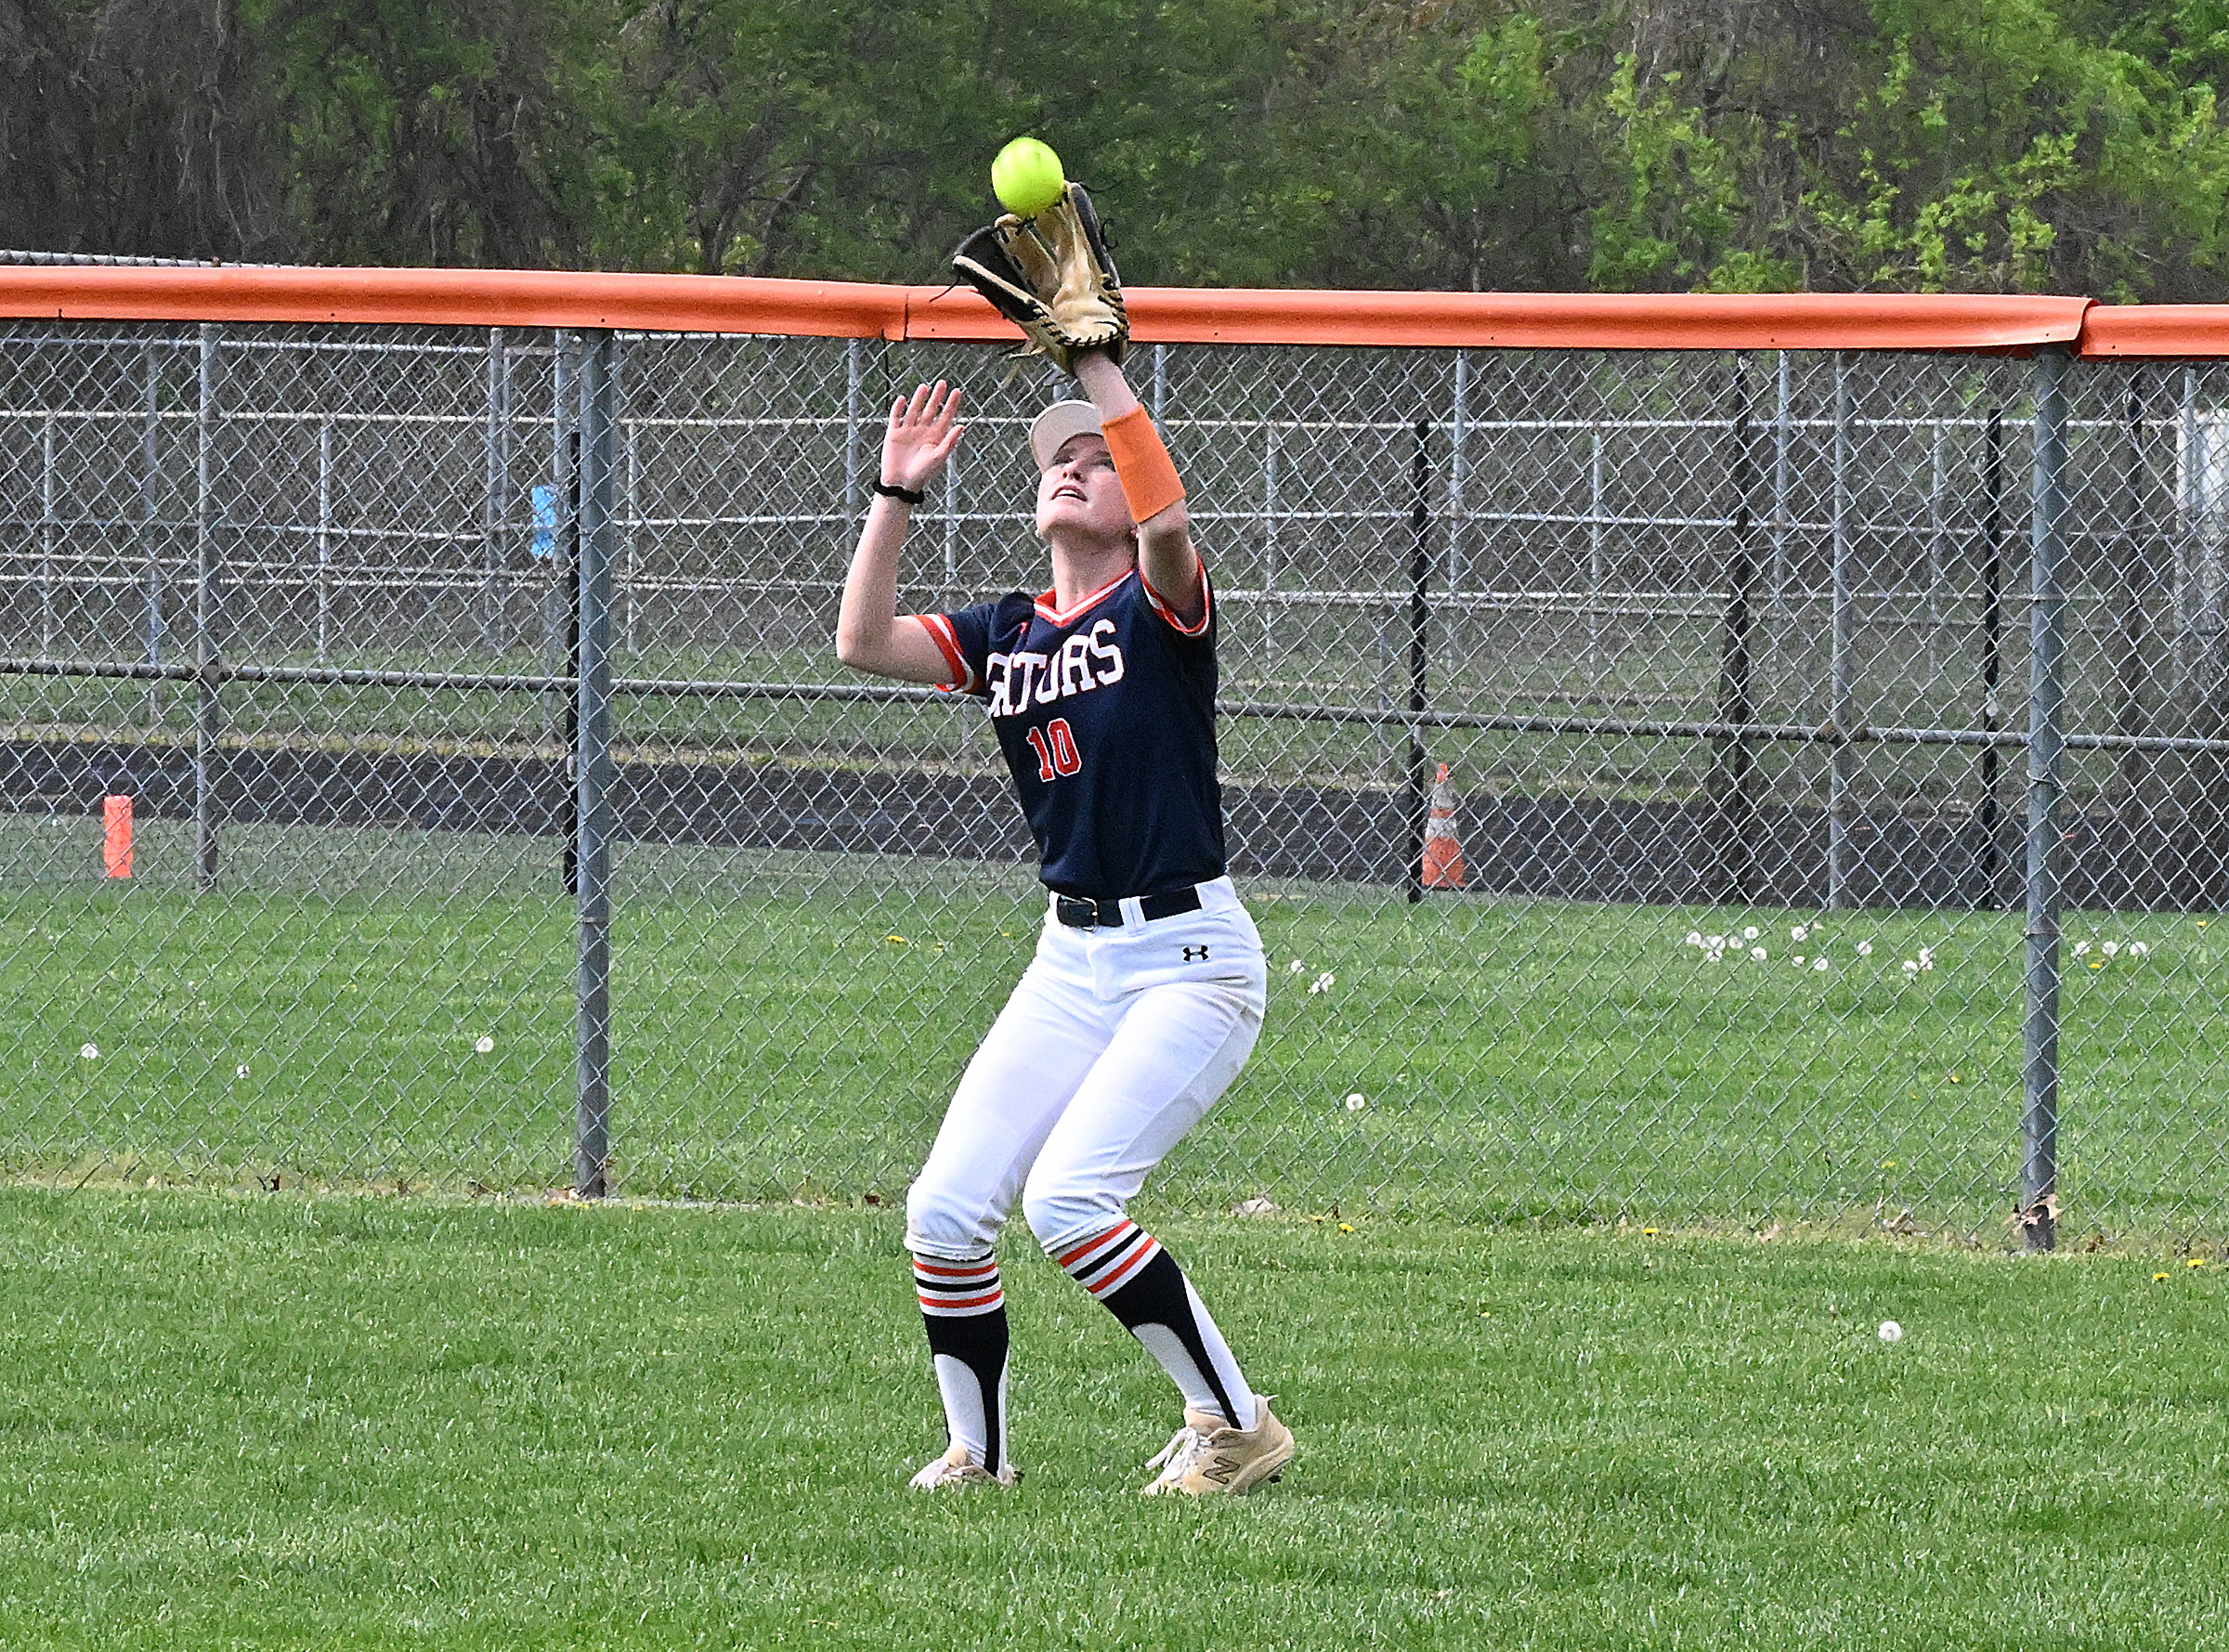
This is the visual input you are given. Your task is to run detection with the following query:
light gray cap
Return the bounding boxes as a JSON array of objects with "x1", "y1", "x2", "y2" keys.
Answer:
[{"x1": 1027, "y1": 399, "x2": 1105, "y2": 470}]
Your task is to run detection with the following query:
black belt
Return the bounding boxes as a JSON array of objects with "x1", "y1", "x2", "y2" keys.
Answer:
[{"x1": 1055, "y1": 886, "x2": 1205, "y2": 929}]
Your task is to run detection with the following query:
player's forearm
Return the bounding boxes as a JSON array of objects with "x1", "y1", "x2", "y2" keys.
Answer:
[
  {"x1": 1074, "y1": 351, "x2": 1187, "y2": 535},
  {"x1": 1075, "y1": 351, "x2": 1199, "y2": 613},
  {"x1": 1073, "y1": 351, "x2": 1141, "y2": 423},
  {"x1": 835, "y1": 497, "x2": 914, "y2": 670}
]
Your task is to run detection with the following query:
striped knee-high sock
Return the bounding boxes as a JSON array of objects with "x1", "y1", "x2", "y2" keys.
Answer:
[
  {"x1": 1050, "y1": 1220, "x2": 1256, "y2": 1431},
  {"x1": 912, "y1": 1254, "x2": 1009, "y2": 1472}
]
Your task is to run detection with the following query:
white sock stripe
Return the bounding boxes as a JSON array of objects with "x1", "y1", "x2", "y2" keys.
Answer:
[
  {"x1": 915, "y1": 1281, "x2": 1002, "y2": 1294},
  {"x1": 911, "y1": 1255, "x2": 997, "y2": 1278},
  {"x1": 1084, "y1": 1234, "x2": 1162, "y2": 1297},
  {"x1": 1054, "y1": 1222, "x2": 1163, "y2": 1297},
  {"x1": 1182, "y1": 1276, "x2": 1256, "y2": 1429},
  {"x1": 912, "y1": 1255, "x2": 1004, "y2": 1317},
  {"x1": 931, "y1": 1352, "x2": 991, "y2": 1465},
  {"x1": 1049, "y1": 1219, "x2": 1137, "y2": 1273}
]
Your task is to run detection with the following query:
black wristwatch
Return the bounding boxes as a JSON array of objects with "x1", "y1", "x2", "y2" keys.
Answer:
[{"x1": 874, "y1": 480, "x2": 925, "y2": 505}]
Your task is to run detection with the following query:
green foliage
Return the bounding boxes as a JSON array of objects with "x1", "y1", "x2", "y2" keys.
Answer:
[
  {"x1": 1797, "y1": 2, "x2": 2229, "y2": 296},
  {"x1": 250, "y1": 0, "x2": 607, "y2": 267},
  {"x1": 1589, "y1": 54, "x2": 1750, "y2": 290},
  {"x1": 12, "y1": 0, "x2": 2229, "y2": 294}
]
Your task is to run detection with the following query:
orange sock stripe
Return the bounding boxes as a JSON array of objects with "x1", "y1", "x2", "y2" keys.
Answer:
[
  {"x1": 1054, "y1": 1221, "x2": 1136, "y2": 1270},
  {"x1": 1101, "y1": 406, "x2": 1185, "y2": 523},
  {"x1": 1083, "y1": 1235, "x2": 1161, "y2": 1296}
]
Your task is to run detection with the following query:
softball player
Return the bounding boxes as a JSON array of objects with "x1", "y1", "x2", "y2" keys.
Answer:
[{"x1": 834, "y1": 347, "x2": 1292, "y2": 1496}]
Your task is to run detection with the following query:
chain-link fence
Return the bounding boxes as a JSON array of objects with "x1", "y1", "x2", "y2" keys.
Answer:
[{"x1": 3, "y1": 312, "x2": 2225, "y2": 1242}]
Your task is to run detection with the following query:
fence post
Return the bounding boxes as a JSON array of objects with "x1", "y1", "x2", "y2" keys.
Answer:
[
  {"x1": 1975, "y1": 407, "x2": 2008, "y2": 905},
  {"x1": 1404, "y1": 419, "x2": 1431, "y2": 903},
  {"x1": 2169, "y1": 365, "x2": 2229, "y2": 909},
  {"x1": 1769, "y1": 352, "x2": 1792, "y2": 616},
  {"x1": 1827, "y1": 353, "x2": 1856, "y2": 908},
  {"x1": 550, "y1": 332, "x2": 579, "y2": 805},
  {"x1": 574, "y1": 330, "x2": 617, "y2": 1200},
  {"x1": 1926, "y1": 418, "x2": 1948, "y2": 678},
  {"x1": 2111, "y1": 375, "x2": 2153, "y2": 815},
  {"x1": 2022, "y1": 345, "x2": 2070, "y2": 1250},
  {"x1": 141, "y1": 339, "x2": 163, "y2": 728},
  {"x1": 316, "y1": 419, "x2": 333, "y2": 662},
  {"x1": 1587, "y1": 423, "x2": 1607, "y2": 664},
  {"x1": 1711, "y1": 359, "x2": 1761, "y2": 904},
  {"x1": 1447, "y1": 349, "x2": 1468, "y2": 595},
  {"x1": 943, "y1": 428, "x2": 960, "y2": 607},
  {"x1": 40, "y1": 410, "x2": 56, "y2": 654},
  {"x1": 618, "y1": 336, "x2": 639, "y2": 658},
  {"x1": 483, "y1": 327, "x2": 511, "y2": 655},
  {"x1": 194, "y1": 323, "x2": 222, "y2": 892},
  {"x1": 842, "y1": 338, "x2": 863, "y2": 515},
  {"x1": 1262, "y1": 420, "x2": 1281, "y2": 593}
]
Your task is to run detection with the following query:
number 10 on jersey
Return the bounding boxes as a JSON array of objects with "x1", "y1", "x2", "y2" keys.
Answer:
[{"x1": 1025, "y1": 718, "x2": 1082, "y2": 781}]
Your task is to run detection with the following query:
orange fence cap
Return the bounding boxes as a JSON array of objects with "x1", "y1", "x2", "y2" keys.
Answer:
[
  {"x1": 1127, "y1": 290, "x2": 2092, "y2": 353},
  {"x1": 0, "y1": 266, "x2": 914, "y2": 339},
  {"x1": 908, "y1": 286, "x2": 2092, "y2": 353},
  {"x1": 2074, "y1": 306, "x2": 2229, "y2": 359},
  {"x1": 0, "y1": 265, "x2": 2113, "y2": 353}
]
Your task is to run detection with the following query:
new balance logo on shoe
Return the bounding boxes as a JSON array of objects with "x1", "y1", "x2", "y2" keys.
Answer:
[{"x1": 1141, "y1": 1398, "x2": 1294, "y2": 1496}]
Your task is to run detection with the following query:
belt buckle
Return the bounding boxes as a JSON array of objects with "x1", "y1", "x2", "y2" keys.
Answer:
[{"x1": 1056, "y1": 894, "x2": 1101, "y2": 929}]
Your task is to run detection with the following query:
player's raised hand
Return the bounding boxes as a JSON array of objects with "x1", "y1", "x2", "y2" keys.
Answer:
[{"x1": 881, "y1": 382, "x2": 964, "y2": 494}]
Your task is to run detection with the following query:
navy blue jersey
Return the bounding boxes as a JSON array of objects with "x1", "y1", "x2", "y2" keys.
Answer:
[{"x1": 923, "y1": 566, "x2": 1224, "y2": 902}]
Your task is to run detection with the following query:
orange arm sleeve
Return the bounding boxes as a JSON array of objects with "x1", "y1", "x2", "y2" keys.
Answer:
[{"x1": 1101, "y1": 405, "x2": 1186, "y2": 524}]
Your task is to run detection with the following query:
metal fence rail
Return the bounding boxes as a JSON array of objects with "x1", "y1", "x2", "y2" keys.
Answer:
[{"x1": 3, "y1": 315, "x2": 2226, "y2": 1242}]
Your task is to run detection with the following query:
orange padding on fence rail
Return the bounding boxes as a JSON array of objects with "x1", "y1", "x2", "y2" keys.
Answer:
[
  {"x1": 9, "y1": 263, "x2": 2222, "y2": 356},
  {"x1": 2068, "y1": 306, "x2": 2229, "y2": 359}
]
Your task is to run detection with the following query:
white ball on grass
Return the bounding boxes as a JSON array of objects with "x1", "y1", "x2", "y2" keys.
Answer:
[{"x1": 1878, "y1": 1320, "x2": 1903, "y2": 1343}]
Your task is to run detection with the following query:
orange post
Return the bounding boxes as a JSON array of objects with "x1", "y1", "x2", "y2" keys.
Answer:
[
  {"x1": 1420, "y1": 763, "x2": 1466, "y2": 890},
  {"x1": 103, "y1": 794, "x2": 133, "y2": 878}
]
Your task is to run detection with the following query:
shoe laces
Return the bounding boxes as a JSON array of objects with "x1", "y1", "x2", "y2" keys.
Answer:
[
  {"x1": 1145, "y1": 1424, "x2": 1215, "y2": 1485},
  {"x1": 910, "y1": 1453, "x2": 979, "y2": 1489},
  {"x1": 910, "y1": 1450, "x2": 1017, "y2": 1489}
]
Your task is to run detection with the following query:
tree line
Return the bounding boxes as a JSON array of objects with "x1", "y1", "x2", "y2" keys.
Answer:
[{"x1": 5, "y1": 0, "x2": 2229, "y2": 297}]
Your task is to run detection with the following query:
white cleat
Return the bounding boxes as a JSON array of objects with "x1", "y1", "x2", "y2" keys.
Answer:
[
  {"x1": 907, "y1": 1444, "x2": 1019, "y2": 1489},
  {"x1": 1140, "y1": 1396, "x2": 1294, "y2": 1496}
]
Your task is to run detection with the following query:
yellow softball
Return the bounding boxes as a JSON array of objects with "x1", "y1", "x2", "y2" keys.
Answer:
[{"x1": 992, "y1": 137, "x2": 1066, "y2": 217}]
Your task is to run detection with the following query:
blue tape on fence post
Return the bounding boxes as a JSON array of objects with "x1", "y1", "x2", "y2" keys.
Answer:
[{"x1": 530, "y1": 483, "x2": 556, "y2": 560}]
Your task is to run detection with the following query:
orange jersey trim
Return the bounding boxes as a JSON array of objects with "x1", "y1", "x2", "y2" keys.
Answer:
[
  {"x1": 1141, "y1": 559, "x2": 1212, "y2": 637},
  {"x1": 915, "y1": 612, "x2": 976, "y2": 693},
  {"x1": 1034, "y1": 571, "x2": 1132, "y2": 627}
]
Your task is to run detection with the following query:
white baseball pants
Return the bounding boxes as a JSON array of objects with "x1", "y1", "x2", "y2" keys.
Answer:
[{"x1": 906, "y1": 877, "x2": 1268, "y2": 1259}]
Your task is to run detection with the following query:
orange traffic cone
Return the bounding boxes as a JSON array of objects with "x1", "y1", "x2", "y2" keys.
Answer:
[
  {"x1": 103, "y1": 794, "x2": 133, "y2": 879},
  {"x1": 1420, "y1": 762, "x2": 1466, "y2": 890}
]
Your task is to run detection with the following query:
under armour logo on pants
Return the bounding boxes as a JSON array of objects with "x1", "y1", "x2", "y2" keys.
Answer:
[{"x1": 1182, "y1": 945, "x2": 1209, "y2": 961}]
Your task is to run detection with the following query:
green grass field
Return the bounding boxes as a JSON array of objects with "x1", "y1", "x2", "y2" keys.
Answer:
[
  {"x1": 4, "y1": 816, "x2": 2227, "y2": 1236},
  {"x1": 0, "y1": 1190, "x2": 2224, "y2": 1649}
]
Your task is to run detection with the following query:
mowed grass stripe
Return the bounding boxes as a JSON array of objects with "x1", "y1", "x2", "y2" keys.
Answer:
[{"x1": 0, "y1": 1192, "x2": 2225, "y2": 1649}]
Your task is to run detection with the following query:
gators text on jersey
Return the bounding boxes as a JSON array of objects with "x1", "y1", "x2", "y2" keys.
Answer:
[{"x1": 921, "y1": 566, "x2": 1223, "y2": 903}]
